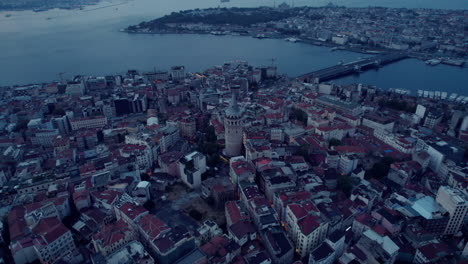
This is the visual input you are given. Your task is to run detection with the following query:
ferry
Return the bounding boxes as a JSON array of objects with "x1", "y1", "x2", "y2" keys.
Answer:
[
  {"x1": 441, "y1": 92, "x2": 448, "y2": 100},
  {"x1": 210, "y1": 31, "x2": 225, "y2": 36},
  {"x1": 417, "y1": 90, "x2": 423, "y2": 97},
  {"x1": 442, "y1": 59, "x2": 465, "y2": 67},
  {"x1": 449, "y1": 93, "x2": 458, "y2": 101},
  {"x1": 425, "y1": 59, "x2": 441, "y2": 66},
  {"x1": 365, "y1": 50, "x2": 383, "y2": 54},
  {"x1": 285, "y1": 37, "x2": 299, "y2": 43}
]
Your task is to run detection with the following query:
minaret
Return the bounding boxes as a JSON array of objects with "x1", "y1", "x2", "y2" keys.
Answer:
[{"x1": 224, "y1": 85, "x2": 243, "y2": 157}]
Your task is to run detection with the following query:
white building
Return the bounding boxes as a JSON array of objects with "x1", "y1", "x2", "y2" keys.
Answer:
[
  {"x1": 170, "y1": 66, "x2": 185, "y2": 81},
  {"x1": 362, "y1": 115, "x2": 394, "y2": 132},
  {"x1": 285, "y1": 204, "x2": 328, "y2": 257},
  {"x1": 178, "y1": 151, "x2": 207, "y2": 189},
  {"x1": 70, "y1": 116, "x2": 107, "y2": 131},
  {"x1": 30, "y1": 129, "x2": 60, "y2": 147},
  {"x1": 436, "y1": 186, "x2": 468, "y2": 235},
  {"x1": 133, "y1": 181, "x2": 151, "y2": 203},
  {"x1": 424, "y1": 112, "x2": 443, "y2": 129},
  {"x1": 121, "y1": 144, "x2": 153, "y2": 171},
  {"x1": 33, "y1": 218, "x2": 76, "y2": 264},
  {"x1": 339, "y1": 154, "x2": 359, "y2": 175},
  {"x1": 229, "y1": 156, "x2": 256, "y2": 186},
  {"x1": 65, "y1": 81, "x2": 85, "y2": 96},
  {"x1": 415, "y1": 104, "x2": 426, "y2": 120}
]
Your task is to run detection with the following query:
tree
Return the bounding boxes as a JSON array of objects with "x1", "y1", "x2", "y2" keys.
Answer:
[
  {"x1": 329, "y1": 138, "x2": 342, "y2": 147},
  {"x1": 140, "y1": 173, "x2": 150, "y2": 182},
  {"x1": 289, "y1": 108, "x2": 307, "y2": 124},
  {"x1": 337, "y1": 174, "x2": 352, "y2": 196},
  {"x1": 2, "y1": 216, "x2": 10, "y2": 246},
  {"x1": 205, "y1": 125, "x2": 217, "y2": 143},
  {"x1": 14, "y1": 119, "x2": 29, "y2": 132},
  {"x1": 207, "y1": 154, "x2": 221, "y2": 167},
  {"x1": 97, "y1": 130, "x2": 104, "y2": 142},
  {"x1": 295, "y1": 145, "x2": 310, "y2": 160},
  {"x1": 52, "y1": 108, "x2": 65, "y2": 116},
  {"x1": 365, "y1": 156, "x2": 394, "y2": 179},
  {"x1": 198, "y1": 142, "x2": 219, "y2": 155},
  {"x1": 464, "y1": 147, "x2": 468, "y2": 160},
  {"x1": 189, "y1": 209, "x2": 203, "y2": 221},
  {"x1": 143, "y1": 200, "x2": 155, "y2": 211},
  {"x1": 378, "y1": 98, "x2": 416, "y2": 113}
]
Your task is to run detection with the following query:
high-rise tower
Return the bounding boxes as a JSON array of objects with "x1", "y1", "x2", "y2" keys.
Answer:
[
  {"x1": 436, "y1": 186, "x2": 468, "y2": 235},
  {"x1": 224, "y1": 85, "x2": 243, "y2": 157}
]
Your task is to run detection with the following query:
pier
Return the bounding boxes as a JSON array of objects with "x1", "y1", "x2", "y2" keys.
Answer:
[{"x1": 297, "y1": 53, "x2": 408, "y2": 83}]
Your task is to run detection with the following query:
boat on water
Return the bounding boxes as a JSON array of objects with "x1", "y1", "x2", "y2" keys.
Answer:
[
  {"x1": 365, "y1": 50, "x2": 383, "y2": 54},
  {"x1": 210, "y1": 31, "x2": 225, "y2": 36},
  {"x1": 441, "y1": 92, "x2": 448, "y2": 100},
  {"x1": 417, "y1": 90, "x2": 423, "y2": 97},
  {"x1": 442, "y1": 59, "x2": 465, "y2": 67},
  {"x1": 285, "y1": 37, "x2": 299, "y2": 43},
  {"x1": 5, "y1": 14, "x2": 12, "y2": 18},
  {"x1": 426, "y1": 59, "x2": 441, "y2": 66},
  {"x1": 33, "y1": 8, "x2": 48, "y2": 12},
  {"x1": 254, "y1": 34, "x2": 267, "y2": 39},
  {"x1": 449, "y1": 93, "x2": 458, "y2": 101}
]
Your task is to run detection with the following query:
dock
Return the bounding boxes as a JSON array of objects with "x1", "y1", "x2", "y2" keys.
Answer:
[{"x1": 297, "y1": 53, "x2": 408, "y2": 83}]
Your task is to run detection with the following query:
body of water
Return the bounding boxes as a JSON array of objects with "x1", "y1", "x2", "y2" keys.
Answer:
[{"x1": 0, "y1": 0, "x2": 467, "y2": 95}]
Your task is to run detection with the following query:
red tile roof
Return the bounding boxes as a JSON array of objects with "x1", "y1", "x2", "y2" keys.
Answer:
[
  {"x1": 33, "y1": 217, "x2": 69, "y2": 244},
  {"x1": 119, "y1": 202, "x2": 147, "y2": 221},
  {"x1": 225, "y1": 201, "x2": 242, "y2": 225},
  {"x1": 138, "y1": 214, "x2": 170, "y2": 241},
  {"x1": 93, "y1": 220, "x2": 132, "y2": 248},
  {"x1": 299, "y1": 215, "x2": 320, "y2": 235},
  {"x1": 288, "y1": 204, "x2": 307, "y2": 220}
]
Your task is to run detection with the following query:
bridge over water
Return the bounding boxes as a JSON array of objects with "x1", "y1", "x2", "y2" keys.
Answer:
[{"x1": 297, "y1": 53, "x2": 408, "y2": 83}]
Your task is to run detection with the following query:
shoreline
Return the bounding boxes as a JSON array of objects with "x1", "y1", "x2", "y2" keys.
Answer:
[{"x1": 122, "y1": 29, "x2": 467, "y2": 68}]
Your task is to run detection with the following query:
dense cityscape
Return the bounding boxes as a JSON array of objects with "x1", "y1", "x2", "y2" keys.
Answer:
[
  {"x1": 128, "y1": 5, "x2": 467, "y2": 64},
  {"x1": 0, "y1": 0, "x2": 98, "y2": 12},
  {"x1": 0, "y1": 56, "x2": 466, "y2": 264},
  {"x1": 1, "y1": 2, "x2": 468, "y2": 264}
]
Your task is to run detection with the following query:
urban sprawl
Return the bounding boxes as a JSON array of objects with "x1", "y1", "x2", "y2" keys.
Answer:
[
  {"x1": 128, "y1": 5, "x2": 467, "y2": 65},
  {"x1": 0, "y1": 60, "x2": 467, "y2": 264}
]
